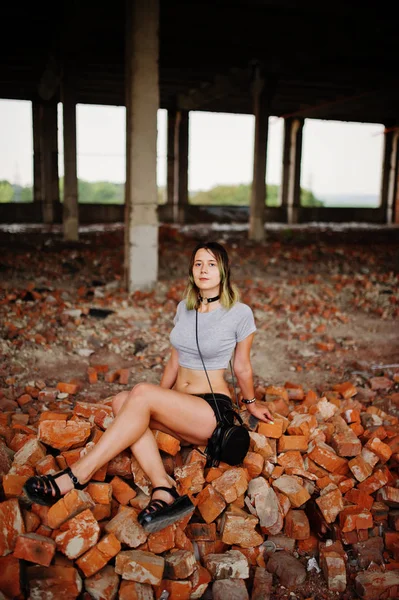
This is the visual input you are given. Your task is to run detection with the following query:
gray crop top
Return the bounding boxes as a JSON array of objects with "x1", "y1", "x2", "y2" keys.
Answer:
[{"x1": 170, "y1": 300, "x2": 256, "y2": 370}]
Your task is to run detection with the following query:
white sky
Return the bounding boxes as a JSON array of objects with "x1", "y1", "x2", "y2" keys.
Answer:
[{"x1": 0, "y1": 99, "x2": 385, "y2": 200}]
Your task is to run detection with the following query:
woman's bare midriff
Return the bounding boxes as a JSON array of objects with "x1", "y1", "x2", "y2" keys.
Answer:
[{"x1": 173, "y1": 366, "x2": 231, "y2": 397}]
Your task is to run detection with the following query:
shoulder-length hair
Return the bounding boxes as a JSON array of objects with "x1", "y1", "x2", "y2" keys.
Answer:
[{"x1": 184, "y1": 241, "x2": 240, "y2": 310}]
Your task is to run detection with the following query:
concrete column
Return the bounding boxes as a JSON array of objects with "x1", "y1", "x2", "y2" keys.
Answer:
[
  {"x1": 62, "y1": 74, "x2": 79, "y2": 241},
  {"x1": 177, "y1": 110, "x2": 189, "y2": 224},
  {"x1": 124, "y1": 0, "x2": 159, "y2": 291},
  {"x1": 32, "y1": 101, "x2": 59, "y2": 223},
  {"x1": 280, "y1": 117, "x2": 304, "y2": 224},
  {"x1": 386, "y1": 129, "x2": 399, "y2": 225},
  {"x1": 32, "y1": 103, "x2": 42, "y2": 206},
  {"x1": 250, "y1": 73, "x2": 269, "y2": 242},
  {"x1": 380, "y1": 124, "x2": 396, "y2": 223},
  {"x1": 166, "y1": 108, "x2": 177, "y2": 221}
]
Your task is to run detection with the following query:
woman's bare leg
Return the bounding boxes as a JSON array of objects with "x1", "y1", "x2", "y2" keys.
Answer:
[
  {"x1": 53, "y1": 383, "x2": 216, "y2": 496},
  {"x1": 112, "y1": 392, "x2": 176, "y2": 505}
]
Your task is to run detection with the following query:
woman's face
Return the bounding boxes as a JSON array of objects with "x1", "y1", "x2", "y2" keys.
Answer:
[{"x1": 192, "y1": 248, "x2": 221, "y2": 295}]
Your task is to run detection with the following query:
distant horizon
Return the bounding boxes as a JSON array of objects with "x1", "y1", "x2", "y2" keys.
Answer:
[
  {"x1": 0, "y1": 99, "x2": 385, "y2": 202},
  {"x1": 4, "y1": 178, "x2": 381, "y2": 208}
]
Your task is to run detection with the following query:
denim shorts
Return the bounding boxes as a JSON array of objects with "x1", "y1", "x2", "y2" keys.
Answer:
[{"x1": 195, "y1": 393, "x2": 235, "y2": 425}]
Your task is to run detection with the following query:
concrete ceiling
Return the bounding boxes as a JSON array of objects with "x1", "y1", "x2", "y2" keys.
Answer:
[{"x1": 1, "y1": 0, "x2": 398, "y2": 124}]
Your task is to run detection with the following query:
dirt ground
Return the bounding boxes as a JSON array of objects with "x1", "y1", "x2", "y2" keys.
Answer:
[
  {"x1": 1, "y1": 223, "x2": 398, "y2": 400},
  {"x1": 0, "y1": 222, "x2": 399, "y2": 599}
]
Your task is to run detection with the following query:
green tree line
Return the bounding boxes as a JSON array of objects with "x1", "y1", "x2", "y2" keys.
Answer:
[{"x1": 0, "y1": 178, "x2": 323, "y2": 207}]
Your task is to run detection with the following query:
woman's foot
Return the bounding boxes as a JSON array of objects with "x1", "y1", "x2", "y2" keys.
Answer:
[
  {"x1": 23, "y1": 467, "x2": 87, "y2": 506},
  {"x1": 137, "y1": 485, "x2": 194, "y2": 533}
]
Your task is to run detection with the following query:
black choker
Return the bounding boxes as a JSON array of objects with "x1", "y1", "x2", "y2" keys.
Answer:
[{"x1": 199, "y1": 294, "x2": 220, "y2": 304}]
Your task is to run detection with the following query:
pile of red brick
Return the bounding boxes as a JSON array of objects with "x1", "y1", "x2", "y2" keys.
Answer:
[{"x1": 1, "y1": 377, "x2": 399, "y2": 599}]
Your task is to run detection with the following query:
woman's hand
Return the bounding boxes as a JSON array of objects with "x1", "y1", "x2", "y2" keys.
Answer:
[{"x1": 246, "y1": 401, "x2": 274, "y2": 423}]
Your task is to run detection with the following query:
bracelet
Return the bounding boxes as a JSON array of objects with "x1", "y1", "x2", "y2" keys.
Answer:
[{"x1": 241, "y1": 397, "x2": 256, "y2": 405}]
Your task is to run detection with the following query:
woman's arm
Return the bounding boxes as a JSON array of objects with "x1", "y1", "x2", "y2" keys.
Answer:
[
  {"x1": 233, "y1": 334, "x2": 273, "y2": 423},
  {"x1": 160, "y1": 347, "x2": 179, "y2": 389}
]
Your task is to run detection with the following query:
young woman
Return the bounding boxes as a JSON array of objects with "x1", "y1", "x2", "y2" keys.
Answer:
[{"x1": 24, "y1": 241, "x2": 273, "y2": 533}]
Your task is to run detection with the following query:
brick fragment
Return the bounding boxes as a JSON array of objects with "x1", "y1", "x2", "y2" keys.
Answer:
[
  {"x1": 211, "y1": 467, "x2": 248, "y2": 503},
  {"x1": 87, "y1": 367, "x2": 98, "y2": 385},
  {"x1": 333, "y1": 381, "x2": 357, "y2": 399},
  {"x1": 319, "y1": 541, "x2": 347, "y2": 592},
  {"x1": 204, "y1": 549, "x2": 249, "y2": 580},
  {"x1": 243, "y1": 451, "x2": 264, "y2": 477},
  {"x1": 272, "y1": 475, "x2": 310, "y2": 507},
  {"x1": 284, "y1": 509, "x2": 310, "y2": 540},
  {"x1": 365, "y1": 437, "x2": 393, "y2": 463},
  {"x1": 174, "y1": 461, "x2": 205, "y2": 495},
  {"x1": 186, "y1": 523, "x2": 216, "y2": 541},
  {"x1": 55, "y1": 508, "x2": 100, "y2": 559},
  {"x1": 266, "y1": 551, "x2": 306, "y2": 586},
  {"x1": 0, "y1": 498, "x2": 25, "y2": 556},
  {"x1": 57, "y1": 382, "x2": 79, "y2": 395},
  {"x1": 47, "y1": 489, "x2": 95, "y2": 529},
  {"x1": 164, "y1": 549, "x2": 196, "y2": 579},
  {"x1": 155, "y1": 580, "x2": 192, "y2": 600},
  {"x1": 378, "y1": 486, "x2": 399, "y2": 507},
  {"x1": 247, "y1": 477, "x2": 283, "y2": 533},
  {"x1": 277, "y1": 450, "x2": 304, "y2": 469},
  {"x1": 76, "y1": 532, "x2": 121, "y2": 578},
  {"x1": 213, "y1": 579, "x2": 249, "y2": 600},
  {"x1": 316, "y1": 488, "x2": 344, "y2": 523},
  {"x1": 13, "y1": 532, "x2": 56, "y2": 566},
  {"x1": 308, "y1": 440, "x2": 347, "y2": 473},
  {"x1": 110, "y1": 475, "x2": 136, "y2": 505},
  {"x1": 358, "y1": 468, "x2": 390, "y2": 494},
  {"x1": 0, "y1": 441, "x2": 13, "y2": 476},
  {"x1": 197, "y1": 484, "x2": 226, "y2": 523},
  {"x1": 257, "y1": 420, "x2": 283, "y2": 438},
  {"x1": 13, "y1": 438, "x2": 47, "y2": 466},
  {"x1": 278, "y1": 435, "x2": 309, "y2": 453},
  {"x1": 119, "y1": 580, "x2": 154, "y2": 600},
  {"x1": 38, "y1": 419, "x2": 91, "y2": 451},
  {"x1": 27, "y1": 565, "x2": 82, "y2": 598},
  {"x1": 84, "y1": 565, "x2": 120, "y2": 600},
  {"x1": 36, "y1": 454, "x2": 58, "y2": 475},
  {"x1": 340, "y1": 506, "x2": 373, "y2": 532},
  {"x1": 115, "y1": 549, "x2": 164, "y2": 585},
  {"x1": 345, "y1": 488, "x2": 374, "y2": 510},
  {"x1": 0, "y1": 555, "x2": 22, "y2": 598},
  {"x1": 147, "y1": 524, "x2": 175, "y2": 554},
  {"x1": 251, "y1": 566, "x2": 273, "y2": 600},
  {"x1": 249, "y1": 432, "x2": 276, "y2": 460},
  {"x1": 189, "y1": 565, "x2": 212, "y2": 599},
  {"x1": 152, "y1": 429, "x2": 181, "y2": 456},
  {"x1": 352, "y1": 537, "x2": 384, "y2": 568},
  {"x1": 3, "y1": 473, "x2": 28, "y2": 498},
  {"x1": 287, "y1": 414, "x2": 317, "y2": 437},
  {"x1": 355, "y1": 570, "x2": 399, "y2": 599},
  {"x1": 86, "y1": 482, "x2": 112, "y2": 505},
  {"x1": 331, "y1": 431, "x2": 361, "y2": 457},
  {"x1": 105, "y1": 506, "x2": 147, "y2": 548},
  {"x1": 221, "y1": 508, "x2": 263, "y2": 548}
]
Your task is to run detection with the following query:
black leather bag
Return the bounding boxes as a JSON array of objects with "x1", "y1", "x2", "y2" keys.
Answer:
[
  {"x1": 204, "y1": 409, "x2": 250, "y2": 468},
  {"x1": 195, "y1": 309, "x2": 250, "y2": 468}
]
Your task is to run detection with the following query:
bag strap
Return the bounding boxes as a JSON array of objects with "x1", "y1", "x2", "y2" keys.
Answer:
[
  {"x1": 229, "y1": 351, "x2": 239, "y2": 410},
  {"x1": 195, "y1": 308, "x2": 224, "y2": 423}
]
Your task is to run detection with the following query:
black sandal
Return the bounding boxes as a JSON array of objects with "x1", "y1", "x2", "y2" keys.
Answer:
[
  {"x1": 137, "y1": 486, "x2": 194, "y2": 533},
  {"x1": 23, "y1": 466, "x2": 87, "y2": 506}
]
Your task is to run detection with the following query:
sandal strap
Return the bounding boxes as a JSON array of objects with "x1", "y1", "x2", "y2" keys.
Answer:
[
  {"x1": 152, "y1": 486, "x2": 179, "y2": 500},
  {"x1": 141, "y1": 498, "x2": 168, "y2": 517},
  {"x1": 63, "y1": 466, "x2": 86, "y2": 490},
  {"x1": 44, "y1": 474, "x2": 62, "y2": 500}
]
